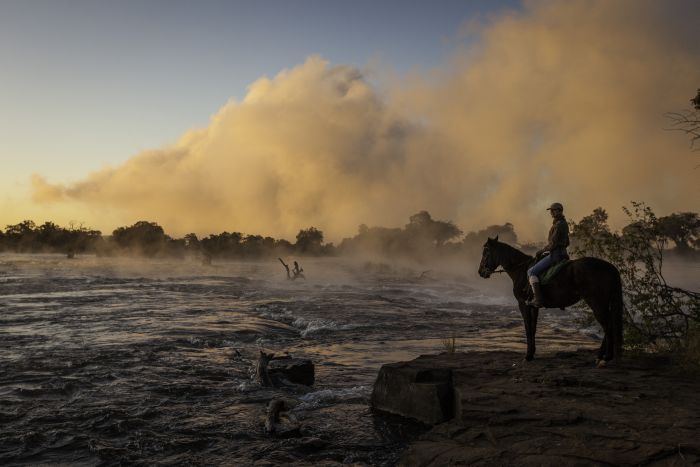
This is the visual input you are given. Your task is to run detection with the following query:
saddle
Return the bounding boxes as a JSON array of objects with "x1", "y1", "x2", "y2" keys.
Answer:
[
  {"x1": 540, "y1": 259, "x2": 570, "y2": 285},
  {"x1": 522, "y1": 258, "x2": 571, "y2": 307}
]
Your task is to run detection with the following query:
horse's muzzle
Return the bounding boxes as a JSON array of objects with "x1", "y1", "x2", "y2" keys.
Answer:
[{"x1": 478, "y1": 268, "x2": 492, "y2": 278}]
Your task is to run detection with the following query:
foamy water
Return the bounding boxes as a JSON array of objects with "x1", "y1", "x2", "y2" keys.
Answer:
[{"x1": 0, "y1": 254, "x2": 607, "y2": 465}]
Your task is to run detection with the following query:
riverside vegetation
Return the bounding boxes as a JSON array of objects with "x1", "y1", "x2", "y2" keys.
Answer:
[{"x1": 2, "y1": 204, "x2": 699, "y2": 363}]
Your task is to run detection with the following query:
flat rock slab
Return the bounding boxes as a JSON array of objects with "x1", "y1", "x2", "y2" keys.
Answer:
[
  {"x1": 371, "y1": 353, "x2": 472, "y2": 424},
  {"x1": 372, "y1": 350, "x2": 700, "y2": 466}
]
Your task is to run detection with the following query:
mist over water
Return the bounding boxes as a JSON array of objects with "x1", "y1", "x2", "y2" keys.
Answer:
[{"x1": 0, "y1": 254, "x2": 617, "y2": 465}]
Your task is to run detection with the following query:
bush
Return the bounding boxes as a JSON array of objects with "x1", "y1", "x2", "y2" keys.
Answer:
[{"x1": 571, "y1": 202, "x2": 700, "y2": 353}]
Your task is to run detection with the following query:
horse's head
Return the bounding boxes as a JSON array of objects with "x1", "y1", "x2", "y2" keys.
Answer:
[{"x1": 478, "y1": 235, "x2": 501, "y2": 278}]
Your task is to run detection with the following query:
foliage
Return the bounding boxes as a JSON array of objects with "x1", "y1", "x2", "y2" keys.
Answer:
[
  {"x1": 666, "y1": 88, "x2": 700, "y2": 149},
  {"x1": 657, "y1": 212, "x2": 700, "y2": 253},
  {"x1": 112, "y1": 221, "x2": 169, "y2": 257},
  {"x1": 1, "y1": 219, "x2": 101, "y2": 254},
  {"x1": 295, "y1": 227, "x2": 324, "y2": 255},
  {"x1": 405, "y1": 211, "x2": 463, "y2": 247},
  {"x1": 462, "y1": 222, "x2": 518, "y2": 256},
  {"x1": 571, "y1": 203, "x2": 700, "y2": 353},
  {"x1": 338, "y1": 211, "x2": 463, "y2": 257}
]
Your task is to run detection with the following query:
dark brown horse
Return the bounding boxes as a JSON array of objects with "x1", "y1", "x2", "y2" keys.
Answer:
[{"x1": 477, "y1": 236, "x2": 623, "y2": 364}]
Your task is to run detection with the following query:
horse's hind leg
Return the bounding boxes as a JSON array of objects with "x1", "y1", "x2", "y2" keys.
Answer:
[
  {"x1": 597, "y1": 335, "x2": 607, "y2": 362},
  {"x1": 585, "y1": 297, "x2": 613, "y2": 363}
]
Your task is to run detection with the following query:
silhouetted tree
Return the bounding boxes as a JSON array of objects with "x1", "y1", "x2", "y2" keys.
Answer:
[
  {"x1": 5, "y1": 220, "x2": 38, "y2": 252},
  {"x1": 112, "y1": 221, "x2": 168, "y2": 257},
  {"x1": 570, "y1": 208, "x2": 612, "y2": 257},
  {"x1": 295, "y1": 227, "x2": 324, "y2": 254},
  {"x1": 184, "y1": 233, "x2": 200, "y2": 248},
  {"x1": 572, "y1": 202, "x2": 700, "y2": 352},
  {"x1": 657, "y1": 212, "x2": 700, "y2": 253},
  {"x1": 201, "y1": 231, "x2": 243, "y2": 258},
  {"x1": 242, "y1": 234, "x2": 265, "y2": 257},
  {"x1": 405, "y1": 210, "x2": 463, "y2": 247},
  {"x1": 667, "y1": 88, "x2": 700, "y2": 148},
  {"x1": 274, "y1": 239, "x2": 294, "y2": 254},
  {"x1": 462, "y1": 222, "x2": 518, "y2": 256},
  {"x1": 2, "y1": 220, "x2": 100, "y2": 253}
]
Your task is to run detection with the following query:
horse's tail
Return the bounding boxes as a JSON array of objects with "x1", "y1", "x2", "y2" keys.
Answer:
[{"x1": 611, "y1": 270, "x2": 624, "y2": 360}]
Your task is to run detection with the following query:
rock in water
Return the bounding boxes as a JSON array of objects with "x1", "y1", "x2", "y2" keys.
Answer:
[
  {"x1": 371, "y1": 354, "x2": 462, "y2": 425},
  {"x1": 268, "y1": 357, "x2": 315, "y2": 386},
  {"x1": 265, "y1": 397, "x2": 301, "y2": 437}
]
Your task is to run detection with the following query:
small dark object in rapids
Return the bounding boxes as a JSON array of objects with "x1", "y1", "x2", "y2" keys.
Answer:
[
  {"x1": 265, "y1": 397, "x2": 301, "y2": 436},
  {"x1": 255, "y1": 351, "x2": 275, "y2": 387},
  {"x1": 278, "y1": 258, "x2": 306, "y2": 280},
  {"x1": 268, "y1": 357, "x2": 315, "y2": 386}
]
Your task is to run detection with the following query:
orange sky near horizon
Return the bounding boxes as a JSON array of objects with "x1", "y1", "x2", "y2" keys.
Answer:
[{"x1": 2, "y1": 0, "x2": 699, "y2": 243}]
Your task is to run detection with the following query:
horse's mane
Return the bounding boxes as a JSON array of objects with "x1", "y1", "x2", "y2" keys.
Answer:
[{"x1": 494, "y1": 240, "x2": 532, "y2": 261}]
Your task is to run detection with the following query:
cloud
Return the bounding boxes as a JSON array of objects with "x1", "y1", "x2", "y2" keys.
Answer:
[{"x1": 33, "y1": 0, "x2": 700, "y2": 241}]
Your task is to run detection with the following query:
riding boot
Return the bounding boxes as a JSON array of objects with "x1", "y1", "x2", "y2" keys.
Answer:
[{"x1": 526, "y1": 282, "x2": 544, "y2": 308}]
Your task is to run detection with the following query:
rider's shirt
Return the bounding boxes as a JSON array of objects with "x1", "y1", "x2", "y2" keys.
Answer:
[{"x1": 546, "y1": 216, "x2": 569, "y2": 260}]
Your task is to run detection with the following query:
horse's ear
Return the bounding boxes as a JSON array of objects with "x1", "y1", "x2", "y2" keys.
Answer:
[{"x1": 494, "y1": 235, "x2": 499, "y2": 242}]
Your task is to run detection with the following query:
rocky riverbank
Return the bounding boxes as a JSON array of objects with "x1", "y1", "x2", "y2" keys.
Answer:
[{"x1": 372, "y1": 350, "x2": 700, "y2": 466}]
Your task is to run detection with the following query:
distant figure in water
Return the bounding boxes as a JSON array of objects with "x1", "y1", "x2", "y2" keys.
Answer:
[
  {"x1": 293, "y1": 261, "x2": 305, "y2": 280},
  {"x1": 526, "y1": 202, "x2": 570, "y2": 307},
  {"x1": 278, "y1": 258, "x2": 306, "y2": 280}
]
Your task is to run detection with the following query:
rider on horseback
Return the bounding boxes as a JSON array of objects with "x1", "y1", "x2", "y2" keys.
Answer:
[{"x1": 526, "y1": 202, "x2": 570, "y2": 307}]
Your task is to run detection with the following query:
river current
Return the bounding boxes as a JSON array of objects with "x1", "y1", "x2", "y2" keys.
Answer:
[{"x1": 0, "y1": 254, "x2": 605, "y2": 465}]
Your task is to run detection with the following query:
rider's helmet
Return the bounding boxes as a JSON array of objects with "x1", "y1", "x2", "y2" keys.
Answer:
[{"x1": 546, "y1": 202, "x2": 564, "y2": 212}]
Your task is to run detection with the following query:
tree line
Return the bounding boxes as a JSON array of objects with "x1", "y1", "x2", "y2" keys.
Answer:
[
  {"x1": 1, "y1": 207, "x2": 698, "y2": 260},
  {"x1": 0, "y1": 220, "x2": 332, "y2": 259}
]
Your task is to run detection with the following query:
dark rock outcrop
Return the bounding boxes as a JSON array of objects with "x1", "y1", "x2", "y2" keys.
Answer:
[
  {"x1": 371, "y1": 354, "x2": 464, "y2": 424},
  {"x1": 371, "y1": 350, "x2": 700, "y2": 466},
  {"x1": 268, "y1": 357, "x2": 315, "y2": 386}
]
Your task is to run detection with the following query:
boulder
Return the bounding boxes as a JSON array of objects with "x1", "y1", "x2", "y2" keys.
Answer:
[{"x1": 371, "y1": 353, "x2": 467, "y2": 425}]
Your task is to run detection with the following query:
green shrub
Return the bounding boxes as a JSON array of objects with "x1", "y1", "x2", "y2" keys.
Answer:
[{"x1": 571, "y1": 202, "x2": 700, "y2": 352}]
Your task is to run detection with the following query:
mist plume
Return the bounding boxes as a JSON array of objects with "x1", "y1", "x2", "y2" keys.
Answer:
[{"x1": 33, "y1": 0, "x2": 700, "y2": 241}]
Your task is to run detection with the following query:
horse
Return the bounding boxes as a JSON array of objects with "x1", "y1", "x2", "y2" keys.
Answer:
[{"x1": 477, "y1": 236, "x2": 623, "y2": 365}]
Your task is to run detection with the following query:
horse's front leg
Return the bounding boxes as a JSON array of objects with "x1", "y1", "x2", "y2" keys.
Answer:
[
  {"x1": 518, "y1": 302, "x2": 534, "y2": 360},
  {"x1": 528, "y1": 306, "x2": 539, "y2": 359}
]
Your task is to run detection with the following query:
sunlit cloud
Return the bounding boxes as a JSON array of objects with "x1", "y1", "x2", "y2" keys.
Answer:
[{"x1": 33, "y1": 0, "x2": 700, "y2": 240}]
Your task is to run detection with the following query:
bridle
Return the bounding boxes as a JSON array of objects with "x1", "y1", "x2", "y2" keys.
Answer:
[{"x1": 479, "y1": 246, "x2": 501, "y2": 277}]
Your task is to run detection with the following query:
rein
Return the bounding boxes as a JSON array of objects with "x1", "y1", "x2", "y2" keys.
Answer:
[{"x1": 490, "y1": 257, "x2": 532, "y2": 276}]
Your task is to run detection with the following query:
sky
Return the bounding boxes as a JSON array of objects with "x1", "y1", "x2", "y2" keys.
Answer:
[{"x1": 1, "y1": 0, "x2": 698, "y2": 242}]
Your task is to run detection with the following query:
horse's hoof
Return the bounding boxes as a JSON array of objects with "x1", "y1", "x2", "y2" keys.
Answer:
[{"x1": 596, "y1": 359, "x2": 608, "y2": 369}]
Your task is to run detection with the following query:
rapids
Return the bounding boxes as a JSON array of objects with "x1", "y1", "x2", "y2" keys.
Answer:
[{"x1": 0, "y1": 254, "x2": 601, "y2": 465}]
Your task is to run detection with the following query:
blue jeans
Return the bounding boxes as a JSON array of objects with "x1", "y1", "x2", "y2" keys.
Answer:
[{"x1": 528, "y1": 249, "x2": 568, "y2": 281}]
